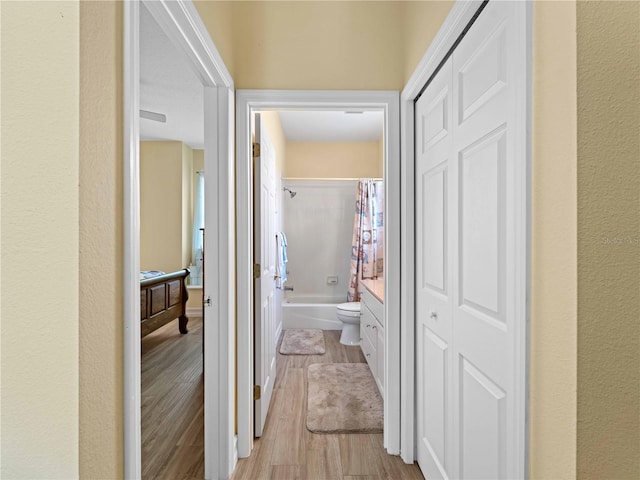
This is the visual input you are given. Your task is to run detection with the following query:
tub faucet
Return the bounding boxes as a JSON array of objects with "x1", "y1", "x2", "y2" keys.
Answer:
[{"x1": 283, "y1": 286, "x2": 294, "y2": 291}]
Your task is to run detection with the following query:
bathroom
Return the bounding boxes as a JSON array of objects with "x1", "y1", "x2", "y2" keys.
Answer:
[{"x1": 256, "y1": 109, "x2": 385, "y2": 345}]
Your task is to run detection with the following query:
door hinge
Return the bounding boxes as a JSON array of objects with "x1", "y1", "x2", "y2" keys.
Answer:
[
  {"x1": 252, "y1": 142, "x2": 261, "y2": 158},
  {"x1": 254, "y1": 263, "x2": 261, "y2": 279},
  {"x1": 203, "y1": 296, "x2": 212, "y2": 307},
  {"x1": 254, "y1": 385, "x2": 261, "y2": 400}
]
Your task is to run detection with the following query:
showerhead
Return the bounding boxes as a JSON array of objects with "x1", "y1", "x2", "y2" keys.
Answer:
[{"x1": 284, "y1": 187, "x2": 297, "y2": 198}]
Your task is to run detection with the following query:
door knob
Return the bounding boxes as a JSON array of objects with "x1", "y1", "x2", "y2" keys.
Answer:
[{"x1": 429, "y1": 310, "x2": 438, "y2": 320}]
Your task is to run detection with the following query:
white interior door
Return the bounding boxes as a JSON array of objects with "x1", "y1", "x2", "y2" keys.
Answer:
[
  {"x1": 416, "y1": 2, "x2": 527, "y2": 478},
  {"x1": 253, "y1": 113, "x2": 277, "y2": 437},
  {"x1": 416, "y1": 53, "x2": 455, "y2": 479}
]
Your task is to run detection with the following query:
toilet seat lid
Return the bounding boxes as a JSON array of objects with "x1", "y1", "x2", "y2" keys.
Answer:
[{"x1": 337, "y1": 302, "x2": 360, "y2": 312}]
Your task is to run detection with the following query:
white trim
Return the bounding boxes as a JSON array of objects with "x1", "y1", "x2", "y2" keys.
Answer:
[
  {"x1": 399, "y1": 0, "x2": 531, "y2": 473},
  {"x1": 518, "y1": 3, "x2": 533, "y2": 476},
  {"x1": 124, "y1": 2, "x2": 234, "y2": 479},
  {"x1": 143, "y1": 0, "x2": 233, "y2": 88},
  {"x1": 123, "y1": 3, "x2": 141, "y2": 478},
  {"x1": 236, "y1": 90, "x2": 401, "y2": 458},
  {"x1": 203, "y1": 86, "x2": 236, "y2": 480},
  {"x1": 186, "y1": 306, "x2": 203, "y2": 317},
  {"x1": 399, "y1": 91, "x2": 415, "y2": 464},
  {"x1": 213, "y1": 85, "x2": 236, "y2": 480}
]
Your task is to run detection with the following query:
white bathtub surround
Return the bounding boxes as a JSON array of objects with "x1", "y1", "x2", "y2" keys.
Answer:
[
  {"x1": 282, "y1": 295, "x2": 344, "y2": 330},
  {"x1": 282, "y1": 179, "x2": 358, "y2": 301}
]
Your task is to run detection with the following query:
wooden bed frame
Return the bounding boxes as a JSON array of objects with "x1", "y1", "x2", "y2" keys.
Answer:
[{"x1": 140, "y1": 269, "x2": 190, "y2": 337}]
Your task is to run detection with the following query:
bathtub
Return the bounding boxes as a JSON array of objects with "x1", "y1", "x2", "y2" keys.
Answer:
[{"x1": 282, "y1": 295, "x2": 345, "y2": 330}]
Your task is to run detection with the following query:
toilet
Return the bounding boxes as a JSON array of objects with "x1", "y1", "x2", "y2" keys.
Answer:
[{"x1": 337, "y1": 302, "x2": 361, "y2": 345}]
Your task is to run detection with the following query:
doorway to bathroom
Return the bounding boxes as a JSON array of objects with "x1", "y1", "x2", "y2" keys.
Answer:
[{"x1": 236, "y1": 91, "x2": 401, "y2": 460}]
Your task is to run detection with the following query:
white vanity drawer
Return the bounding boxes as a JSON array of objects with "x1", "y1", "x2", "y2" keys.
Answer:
[
  {"x1": 361, "y1": 301, "x2": 378, "y2": 347},
  {"x1": 360, "y1": 286, "x2": 384, "y2": 327},
  {"x1": 360, "y1": 335, "x2": 377, "y2": 378}
]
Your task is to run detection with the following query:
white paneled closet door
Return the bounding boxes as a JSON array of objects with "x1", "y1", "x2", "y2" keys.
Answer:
[
  {"x1": 416, "y1": 2, "x2": 528, "y2": 479},
  {"x1": 416, "y1": 53, "x2": 455, "y2": 480}
]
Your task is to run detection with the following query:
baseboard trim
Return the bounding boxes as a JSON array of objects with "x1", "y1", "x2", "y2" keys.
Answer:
[{"x1": 186, "y1": 306, "x2": 202, "y2": 317}]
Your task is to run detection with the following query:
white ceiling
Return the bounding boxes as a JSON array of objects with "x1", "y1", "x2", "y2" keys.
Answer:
[
  {"x1": 140, "y1": 4, "x2": 204, "y2": 149},
  {"x1": 140, "y1": 7, "x2": 384, "y2": 147}
]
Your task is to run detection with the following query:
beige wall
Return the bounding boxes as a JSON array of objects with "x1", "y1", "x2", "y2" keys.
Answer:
[
  {"x1": 192, "y1": 1, "x2": 234, "y2": 78},
  {"x1": 140, "y1": 141, "x2": 192, "y2": 273},
  {"x1": 79, "y1": 2, "x2": 123, "y2": 478},
  {"x1": 286, "y1": 142, "x2": 382, "y2": 179},
  {"x1": 401, "y1": 1, "x2": 454, "y2": 82},
  {"x1": 195, "y1": 1, "x2": 455, "y2": 91},
  {"x1": 1, "y1": 1, "x2": 80, "y2": 477},
  {"x1": 260, "y1": 111, "x2": 287, "y2": 178},
  {"x1": 576, "y1": 2, "x2": 640, "y2": 479},
  {"x1": 529, "y1": 3, "x2": 578, "y2": 478},
  {"x1": 199, "y1": 1, "x2": 405, "y2": 90}
]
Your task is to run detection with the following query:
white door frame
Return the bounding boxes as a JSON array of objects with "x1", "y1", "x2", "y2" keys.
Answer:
[
  {"x1": 123, "y1": 2, "x2": 235, "y2": 479},
  {"x1": 399, "y1": 0, "x2": 532, "y2": 468},
  {"x1": 236, "y1": 90, "x2": 401, "y2": 458}
]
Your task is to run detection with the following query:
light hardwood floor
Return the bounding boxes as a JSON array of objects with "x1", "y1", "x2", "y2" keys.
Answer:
[
  {"x1": 142, "y1": 321, "x2": 423, "y2": 479},
  {"x1": 142, "y1": 315, "x2": 204, "y2": 479},
  {"x1": 231, "y1": 330, "x2": 424, "y2": 480}
]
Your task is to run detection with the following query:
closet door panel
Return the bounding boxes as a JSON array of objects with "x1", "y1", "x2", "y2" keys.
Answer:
[
  {"x1": 451, "y1": 2, "x2": 522, "y2": 478},
  {"x1": 415, "y1": 2, "x2": 527, "y2": 479},
  {"x1": 415, "y1": 55, "x2": 454, "y2": 480}
]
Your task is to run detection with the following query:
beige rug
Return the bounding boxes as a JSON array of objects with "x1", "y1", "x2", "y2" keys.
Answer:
[
  {"x1": 306, "y1": 363, "x2": 383, "y2": 434},
  {"x1": 279, "y1": 329, "x2": 326, "y2": 355}
]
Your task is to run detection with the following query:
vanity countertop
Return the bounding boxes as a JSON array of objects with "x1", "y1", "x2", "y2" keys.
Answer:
[{"x1": 360, "y1": 278, "x2": 384, "y2": 303}]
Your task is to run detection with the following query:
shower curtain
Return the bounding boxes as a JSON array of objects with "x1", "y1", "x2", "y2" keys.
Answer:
[{"x1": 347, "y1": 179, "x2": 384, "y2": 302}]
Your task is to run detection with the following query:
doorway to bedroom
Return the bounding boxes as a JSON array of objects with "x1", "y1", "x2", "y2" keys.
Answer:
[
  {"x1": 138, "y1": 3, "x2": 205, "y2": 477},
  {"x1": 124, "y1": 1, "x2": 234, "y2": 479}
]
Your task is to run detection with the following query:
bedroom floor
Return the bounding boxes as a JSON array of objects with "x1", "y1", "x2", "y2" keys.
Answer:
[{"x1": 142, "y1": 314, "x2": 204, "y2": 479}]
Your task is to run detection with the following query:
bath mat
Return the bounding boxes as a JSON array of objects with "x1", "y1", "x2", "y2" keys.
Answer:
[
  {"x1": 279, "y1": 329, "x2": 326, "y2": 355},
  {"x1": 306, "y1": 363, "x2": 383, "y2": 434}
]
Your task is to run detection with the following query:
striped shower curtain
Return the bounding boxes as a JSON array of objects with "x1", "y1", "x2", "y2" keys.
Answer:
[{"x1": 347, "y1": 179, "x2": 384, "y2": 302}]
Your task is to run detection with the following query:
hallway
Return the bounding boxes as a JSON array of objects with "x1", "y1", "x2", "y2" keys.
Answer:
[{"x1": 231, "y1": 330, "x2": 423, "y2": 480}]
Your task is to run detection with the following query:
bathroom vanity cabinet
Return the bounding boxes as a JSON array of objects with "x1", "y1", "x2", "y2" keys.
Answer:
[{"x1": 360, "y1": 279, "x2": 384, "y2": 399}]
